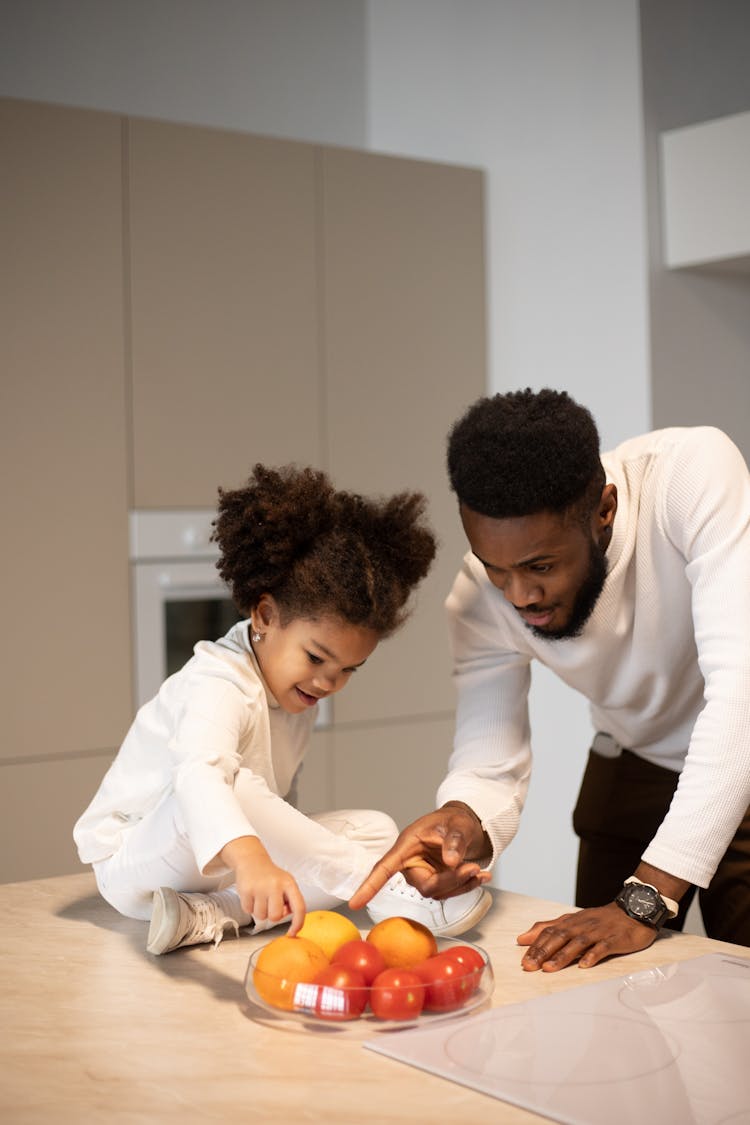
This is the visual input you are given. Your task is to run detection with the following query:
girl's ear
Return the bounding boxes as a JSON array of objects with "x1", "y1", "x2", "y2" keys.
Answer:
[{"x1": 252, "y1": 593, "x2": 280, "y2": 634}]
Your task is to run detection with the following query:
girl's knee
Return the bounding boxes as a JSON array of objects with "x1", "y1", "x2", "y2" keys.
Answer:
[
  {"x1": 351, "y1": 808, "x2": 399, "y2": 850},
  {"x1": 93, "y1": 862, "x2": 153, "y2": 921},
  {"x1": 313, "y1": 807, "x2": 398, "y2": 849}
]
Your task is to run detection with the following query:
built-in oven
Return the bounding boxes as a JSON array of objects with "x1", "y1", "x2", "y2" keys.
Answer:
[{"x1": 129, "y1": 510, "x2": 331, "y2": 727}]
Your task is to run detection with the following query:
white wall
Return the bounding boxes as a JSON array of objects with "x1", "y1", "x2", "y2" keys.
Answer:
[
  {"x1": 0, "y1": 0, "x2": 651, "y2": 905},
  {"x1": 366, "y1": 1, "x2": 651, "y2": 901},
  {"x1": 640, "y1": 0, "x2": 750, "y2": 459},
  {"x1": 366, "y1": 1, "x2": 650, "y2": 445}
]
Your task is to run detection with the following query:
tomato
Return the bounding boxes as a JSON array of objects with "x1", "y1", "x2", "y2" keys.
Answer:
[
  {"x1": 413, "y1": 954, "x2": 475, "y2": 1012},
  {"x1": 369, "y1": 968, "x2": 425, "y2": 1020},
  {"x1": 436, "y1": 945, "x2": 485, "y2": 996},
  {"x1": 439, "y1": 944, "x2": 485, "y2": 976},
  {"x1": 331, "y1": 939, "x2": 386, "y2": 986},
  {"x1": 307, "y1": 964, "x2": 368, "y2": 1021}
]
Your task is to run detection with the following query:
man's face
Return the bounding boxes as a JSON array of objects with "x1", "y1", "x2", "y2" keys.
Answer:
[{"x1": 460, "y1": 502, "x2": 611, "y2": 641}]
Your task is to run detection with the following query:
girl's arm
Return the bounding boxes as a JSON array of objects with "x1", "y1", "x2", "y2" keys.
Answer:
[{"x1": 219, "y1": 835, "x2": 306, "y2": 935}]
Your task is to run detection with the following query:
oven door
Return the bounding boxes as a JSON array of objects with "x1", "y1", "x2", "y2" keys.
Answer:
[
  {"x1": 130, "y1": 558, "x2": 332, "y2": 727},
  {"x1": 131, "y1": 558, "x2": 241, "y2": 709}
]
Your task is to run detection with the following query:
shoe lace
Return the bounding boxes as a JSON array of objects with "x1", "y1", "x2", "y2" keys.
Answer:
[
  {"x1": 385, "y1": 875, "x2": 438, "y2": 907},
  {"x1": 183, "y1": 896, "x2": 240, "y2": 950}
]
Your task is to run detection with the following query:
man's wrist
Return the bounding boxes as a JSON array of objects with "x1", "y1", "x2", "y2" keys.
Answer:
[
  {"x1": 623, "y1": 876, "x2": 679, "y2": 919},
  {"x1": 633, "y1": 862, "x2": 689, "y2": 911},
  {"x1": 441, "y1": 801, "x2": 492, "y2": 863},
  {"x1": 441, "y1": 800, "x2": 481, "y2": 822}
]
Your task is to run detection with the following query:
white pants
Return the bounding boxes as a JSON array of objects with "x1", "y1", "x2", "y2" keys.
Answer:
[{"x1": 93, "y1": 767, "x2": 398, "y2": 921}]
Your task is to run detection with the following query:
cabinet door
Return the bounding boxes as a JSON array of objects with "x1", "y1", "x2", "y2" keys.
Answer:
[
  {"x1": 321, "y1": 147, "x2": 487, "y2": 725},
  {"x1": 0, "y1": 98, "x2": 132, "y2": 760},
  {"x1": 128, "y1": 119, "x2": 321, "y2": 508}
]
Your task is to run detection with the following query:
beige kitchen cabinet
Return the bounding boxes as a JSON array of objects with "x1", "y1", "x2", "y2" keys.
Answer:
[
  {"x1": 330, "y1": 716, "x2": 458, "y2": 829},
  {"x1": 0, "y1": 99, "x2": 132, "y2": 762},
  {"x1": 1, "y1": 98, "x2": 487, "y2": 882},
  {"x1": 320, "y1": 146, "x2": 487, "y2": 730},
  {"x1": 0, "y1": 754, "x2": 117, "y2": 883},
  {"x1": 0, "y1": 98, "x2": 132, "y2": 882},
  {"x1": 295, "y1": 717, "x2": 458, "y2": 836},
  {"x1": 127, "y1": 122, "x2": 487, "y2": 819},
  {"x1": 127, "y1": 118, "x2": 322, "y2": 508}
]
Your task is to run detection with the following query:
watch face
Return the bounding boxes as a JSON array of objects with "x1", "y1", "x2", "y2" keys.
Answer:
[
  {"x1": 626, "y1": 885, "x2": 659, "y2": 918},
  {"x1": 616, "y1": 882, "x2": 671, "y2": 927}
]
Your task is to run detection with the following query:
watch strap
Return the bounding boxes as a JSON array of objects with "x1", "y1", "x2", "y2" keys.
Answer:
[{"x1": 624, "y1": 876, "x2": 679, "y2": 919}]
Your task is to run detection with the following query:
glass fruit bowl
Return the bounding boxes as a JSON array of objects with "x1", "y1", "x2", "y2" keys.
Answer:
[{"x1": 243, "y1": 932, "x2": 494, "y2": 1036}]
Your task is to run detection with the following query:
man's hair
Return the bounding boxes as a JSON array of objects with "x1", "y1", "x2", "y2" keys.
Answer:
[{"x1": 447, "y1": 388, "x2": 605, "y2": 519}]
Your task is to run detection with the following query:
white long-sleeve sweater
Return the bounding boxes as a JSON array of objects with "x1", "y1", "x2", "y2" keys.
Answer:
[
  {"x1": 437, "y1": 426, "x2": 750, "y2": 888},
  {"x1": 74, "y1": 621, "x2": 315, "y2": 876}
]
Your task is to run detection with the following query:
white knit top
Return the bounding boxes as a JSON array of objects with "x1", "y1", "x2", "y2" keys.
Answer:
[
  {"x1": 438, "y1": 427, "x2": 750, "y2": 888},
  {"x1": 74, "y1": 621, "x2": 315, "y2": 876}
]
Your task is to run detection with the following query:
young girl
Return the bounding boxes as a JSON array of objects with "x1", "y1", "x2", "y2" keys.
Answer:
[{"x1": 74, "y1": 465, "x2": 490, "y2": 954}]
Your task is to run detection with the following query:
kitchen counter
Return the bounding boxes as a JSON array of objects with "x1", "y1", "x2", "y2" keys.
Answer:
[{"x1": 1, "y1": 872, "x2": 747, "y2": 1122}]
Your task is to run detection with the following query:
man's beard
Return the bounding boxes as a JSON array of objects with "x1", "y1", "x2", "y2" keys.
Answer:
[{"x1": 529, "y1": 539, "x2": 609, "y2": 642}]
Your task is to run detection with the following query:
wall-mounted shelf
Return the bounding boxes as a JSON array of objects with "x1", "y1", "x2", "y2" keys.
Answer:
[{"x1": 660, "y1": 109, "x2": 750, "y2": 273}]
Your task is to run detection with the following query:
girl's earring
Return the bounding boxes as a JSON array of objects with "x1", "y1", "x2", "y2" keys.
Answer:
[{"x1": 251, "y1": 629, "x2": 263, "y2": 644}]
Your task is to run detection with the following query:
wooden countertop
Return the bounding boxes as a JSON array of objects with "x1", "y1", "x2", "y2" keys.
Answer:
[{"x1": 1, "y1": 872, "x2": 747, "y2": 1122}]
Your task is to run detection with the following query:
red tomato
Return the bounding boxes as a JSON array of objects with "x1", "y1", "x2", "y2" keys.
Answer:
[
  {"x1": 369, "y1": 968, "x2": 425, "y2": 1020},
  {"x1": 439, "y1": 944, "x2": 486, "y2": 976},
  {"x1": 436, "y1": 945, "x2": 485, "y2": 996},
  {"x1": 309, "y1": 964, "x2": 368, "y2": 1021},
  {"x1": 413, "y1": 954, "x2": 474, "y2": 1012},
  {"x1": 331, "y1": 939, "x2": 386, "y2": 986}
]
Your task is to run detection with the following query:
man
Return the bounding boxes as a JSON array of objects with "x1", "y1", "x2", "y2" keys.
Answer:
[{"x1": 350, "y1": 388, "x2": 750, "y2": 970}]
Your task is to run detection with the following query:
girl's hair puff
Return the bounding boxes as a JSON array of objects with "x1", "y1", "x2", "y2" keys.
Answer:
[{"x1": 212, "y1": 464, "x2": 437, "y2": 637}]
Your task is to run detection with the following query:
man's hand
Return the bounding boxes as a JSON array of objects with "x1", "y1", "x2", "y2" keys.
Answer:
[
  {"x1": 348, "y1": 802, "x2": 492, "y2": 910},
  {"x1": 517, "y1": 902, "x2": 659, "y2": 971}
]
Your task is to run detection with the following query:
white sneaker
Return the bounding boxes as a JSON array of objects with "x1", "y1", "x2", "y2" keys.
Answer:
[
  {"x1": 146, "y1": 887, "x2": 252, "y2": 955},
  {"x1": 366, "y1": 873, "x2": 492, "y2": 938}
]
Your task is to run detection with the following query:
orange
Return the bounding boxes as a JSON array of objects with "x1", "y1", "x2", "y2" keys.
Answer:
[
  {"x1": 296, "y1": 910, "x2": 361, "y2": 960},
  {"x1": 253, "y1": 935, "x2": 330, "y2": 1011},
  {"x1": 366, "y1": 916, "x2": 438, "y2": 969}
]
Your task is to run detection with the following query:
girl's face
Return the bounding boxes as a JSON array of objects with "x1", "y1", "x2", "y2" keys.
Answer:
[{"x1": 249, "y1": 597, "x2": 380, "y2": 714}]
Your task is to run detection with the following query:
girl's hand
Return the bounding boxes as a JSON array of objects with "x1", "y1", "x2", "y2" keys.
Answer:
[{"x1": 220, "y1": 835, "x2": 307, "y2": 935}]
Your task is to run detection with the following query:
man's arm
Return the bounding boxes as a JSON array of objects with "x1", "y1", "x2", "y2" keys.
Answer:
[
  {"x1": 640, "y1": 428, "x2": 750, "y2": 888},
  {"x1": 351, "y1": 558, "x2": 533, "y2": 908},
  {"x1": 516, "y1": 861, "x2": 691, "y2": 971},
  {"x1": 523, "y1": 430, "x2": 750, "y2": 973},
  {"x1": 348, "y1": 801, "x2": 492, "y2": 911}
]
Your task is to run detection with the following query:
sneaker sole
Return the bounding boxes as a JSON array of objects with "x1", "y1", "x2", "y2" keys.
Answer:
[
  {"x1": 368, "y1": 888, "x2": 494, "y2": 938},
  {"x1": 146, "y1": 887, "x2": 179, "y2": 955},
  {"x1": 434, "y1": 888, "x2": 493, "y2": 938}
]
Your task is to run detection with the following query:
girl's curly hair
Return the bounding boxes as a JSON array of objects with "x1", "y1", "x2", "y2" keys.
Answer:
[
  {"x1": 447, "y1": 388, "x2": 605, "y2": 521},
  {"x1": 212, "y1": 464, "x2": 437, "y2": 637}
]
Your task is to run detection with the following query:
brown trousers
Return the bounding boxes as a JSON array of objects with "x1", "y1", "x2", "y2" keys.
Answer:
[{"x1": 572, "y1": 743, "x2": 750, "y2": 946}]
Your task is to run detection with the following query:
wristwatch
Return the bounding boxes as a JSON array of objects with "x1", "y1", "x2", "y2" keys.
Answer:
[{"x1": 615, "y1": 877, "x2": 679, "y2": 928}]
